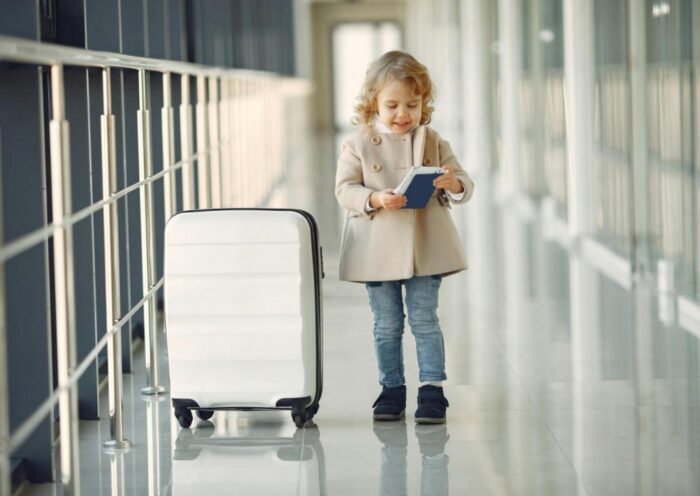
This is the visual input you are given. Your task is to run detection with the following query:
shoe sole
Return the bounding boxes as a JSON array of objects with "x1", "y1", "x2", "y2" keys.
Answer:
[
  {"x1": 373, "y1": 411, "x2": 405, "y2": 421},
  {"x1": 415, "y1": 417, "x2": 446, "y2": 425}
]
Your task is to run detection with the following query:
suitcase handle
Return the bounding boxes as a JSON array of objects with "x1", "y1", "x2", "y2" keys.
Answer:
[{"x1": 320, "y1": 246, "x2": 325, "y2": 279}]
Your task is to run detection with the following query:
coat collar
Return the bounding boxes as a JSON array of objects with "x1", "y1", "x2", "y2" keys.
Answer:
[
  {"x1": 412, "y1": 125, "x2": 426, "y2": 167},
  {"x1": 372, "y1": 116, "x2": 426, "y2": 167}
]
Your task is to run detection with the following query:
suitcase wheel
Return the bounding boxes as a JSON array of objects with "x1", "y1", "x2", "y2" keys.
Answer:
[
  {"x1": 292, "y1": 413, "x2": 307, "y2": 428},
  {"x1": 175, "y1": 407, "x2": 193, "y2": 428},
  {"x1": 292, "y1": 404, "x2": 319, "y2": 428},
  {"x1": 196, "y1": 409, "x2": 214, "y2": 421}
]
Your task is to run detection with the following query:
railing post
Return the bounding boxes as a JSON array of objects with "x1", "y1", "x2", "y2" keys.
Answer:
[
  {"x1": 208, "y1": 77, "x2": 221, "y2": 208},
  {"x1": 101, "y1": 67, "x2": 132, "y2": 452},
  {"x1": 235, "y1": 79, "x2": 243, "y2": 206},
  {"x1": 179, "y1": 75, "x2": 195, "y2": 211},
  {"x1": 218, "y1": 79, "x2": 228, "y2": 207},
  {"x1": 137, "y1": 69, "x2": 166, "y2": 396},
  {"x1": 240, "y1": 80, "x2": 250, "y2": 206},
  {"x1": 563, "y1": 0, "x2": 595, "y2": 238},
  {"x1": 195, "y1": 75, "x2": 210, "y2": 209},
  {"x1": 162, "y1": 72, "x2": 176, "y2": 220},
  {"x1": 229, "y1": 79, "x2": 241, "y2": 207},
  {"x1": 49, "y1": 63, "x2": 81, "y2": 495},
  {"x1": 0, "y1": 130, "x2": 11, "y2": 496},
  {"x1": 221, "y1": 79, "x2": 233, "y2": 207}
]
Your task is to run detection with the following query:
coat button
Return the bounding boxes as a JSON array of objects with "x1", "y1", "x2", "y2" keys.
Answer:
[
  {"x1": 370, "y1": 135, "x2": 381, "y2": 145},
  {"x1": 424, "y1": 157, "x2": 433, "y2": 165},
  {"x1": 371, "y1": 163, "x2": 382, "y2": 172}
]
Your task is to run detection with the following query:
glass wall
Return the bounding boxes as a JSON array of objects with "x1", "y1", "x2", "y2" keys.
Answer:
[
  {"x1": 645, "y1": 0, "x2": 697, "y2": 298},
  {"x1": 539, "y1": 0, "x2": 567, "y2": 216},
  {"x1": 423, "y1": 0, "x2": 700, "y2": 302},
  {"x1": 592, "y1": 0, "x2": 633, "y2": 257},
  {"x1": 519, "y1": 0, "x2": 542, "y2": 197},
  {"x1": 517, "y1": 0, "x2": 567, "y2": 214},
  {"x1": 489, "y1": 0, "x2": 502, "y2": 171}
]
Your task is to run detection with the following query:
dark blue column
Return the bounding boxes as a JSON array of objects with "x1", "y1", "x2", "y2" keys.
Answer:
[
  {"x1": 0, "y1": 66, "x2": 54, "y2": 483},
  {"x1": 150, "y1": 73, "x2": 165, "y2": 286},
  {"x1": 113, "y1": 69, "x2": 136, "y2": 372},
  {"x1": 64, "y1": 67, "x2": 101, "y2": 420},
  {"x1": 84, "y1": 0, "x2": 120, "y2": 53},
  {"x1": 146, "y1": 0, "x2": 166, "y2": 59},
  {"x1": 83, "y1": 0, "x2": 135, "y2": 373},
  {"x1": 0, "y1": 0, "x2": 39, "y2": 41},
  {"x1": 171, "y1": 76, "x2": 184, "y2": 213},
  {"x1": 166, "y1": 0, "x2": 187, "y2": 62},
  {"x1": 121, "y1": 0, "x2": 147, "y2": 57},
  {"x1": 186, "y1": 0, "x2": 295, "y2": 74},
  {"x1": 0, "y1": 0, "x2": 53, "y2": 484},
  {"x1": 119, "y1": 69, "x2": 146, "y2": 357}
]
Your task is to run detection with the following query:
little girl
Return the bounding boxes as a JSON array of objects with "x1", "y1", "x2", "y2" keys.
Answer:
[{"x1": 335, "y1": 51, "x2": 474, "y2": 424}]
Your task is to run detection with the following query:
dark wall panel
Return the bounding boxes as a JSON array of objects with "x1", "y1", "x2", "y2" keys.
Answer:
[
  {"x1": 1, "y1": 66, "x2": 53, "y2": 483},
  {"x1": 167, "y1": 0, "x2": 187, "y2": 61},
  {"x1": 119, "y1": 70, "x2": 146, "y2": 348},
  {"x1": 146, "y1": 0, "x2": 166, "y2": 59},
  {"x1": 0, "y1": 0, "x2": 39, "y2": 41},
  {"x1": 121, "y1": 0, "x2": 146, "y2": 57},
  {"x1": 115, "y1": 69, "x2": 135, "y2": 371},
  {"x1": 150, "y1": 73, "x2": 165, "y2": 282},
  {"x1": 85, "y1": 0, "x2": 121, "y2": 52},
  {"x1": 54, "y1": 0, "x2": 85, "y2": 48},
  {"x1": 187, "y1": 0, "x2": 296, "y2": 75},
  {"x1": 63, "y1": 68, "x2": 100, "y2": 420}
]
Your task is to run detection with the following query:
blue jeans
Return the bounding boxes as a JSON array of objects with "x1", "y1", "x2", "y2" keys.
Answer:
[{"x1": 366, "y1": 275, "x2": 447, "y2": 388}]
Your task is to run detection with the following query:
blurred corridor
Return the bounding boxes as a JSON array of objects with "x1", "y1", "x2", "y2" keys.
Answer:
[{"x1": 1, "y1": 1, "x2": 700, "y2": 495}]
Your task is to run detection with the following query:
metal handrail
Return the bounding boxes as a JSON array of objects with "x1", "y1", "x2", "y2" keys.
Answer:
[
  {"x1": 9, "y1": 278, "x2": 164, "y2": 452},
  {"x1": 0, "y1": 34, "x2": 310, "y2": 494},
  {"x1": 0, "y1": 35, "x2": 274, "y2": 79},
  {"x1": 0, "y1": 150, "x2": 208, "y2": 265}
]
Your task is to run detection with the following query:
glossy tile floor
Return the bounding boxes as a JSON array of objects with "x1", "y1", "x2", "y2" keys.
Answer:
[{"x1": 21, "y1": 140, "x2": 700, "y2": 495}]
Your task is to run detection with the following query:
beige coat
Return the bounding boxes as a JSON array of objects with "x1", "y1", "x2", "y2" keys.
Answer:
[{"x1": 335, "y1": 125, "x2": 474, "y2": 282}]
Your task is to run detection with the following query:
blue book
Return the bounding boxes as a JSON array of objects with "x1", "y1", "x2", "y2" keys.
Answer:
[{"x1": 393, "y1": 167, "x2": 445, "y2": 209}]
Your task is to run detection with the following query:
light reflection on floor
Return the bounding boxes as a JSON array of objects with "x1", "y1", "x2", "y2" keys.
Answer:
[{"x1": 22, "y1": 132, "x2": 700, "y2": 496}]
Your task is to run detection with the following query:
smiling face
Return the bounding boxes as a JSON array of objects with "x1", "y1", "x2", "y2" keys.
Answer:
[{"x1": 375, "y1": 78, "x2": 422, "y2": 134}]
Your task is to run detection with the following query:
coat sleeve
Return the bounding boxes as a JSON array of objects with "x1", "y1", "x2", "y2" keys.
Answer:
[
  {"x1": 438, "y1": 136, "x2": 474, "y2": 205},
  {"x1": 335, "y1": 140, "x2": 376, "y2": 218}
]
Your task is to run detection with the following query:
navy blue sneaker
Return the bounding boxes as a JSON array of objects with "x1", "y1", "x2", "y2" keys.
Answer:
[
  {"x1": 415, "y1": 385, "x2": 449, "y2": 424},
  {"x1": 372, "y1": 385, "x2": 406, "y2": 421}
]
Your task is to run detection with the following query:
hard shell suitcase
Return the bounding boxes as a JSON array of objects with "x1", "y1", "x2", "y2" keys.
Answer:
[{"x1": 164, "y1": 209, "x2": 323, "y2": 428}]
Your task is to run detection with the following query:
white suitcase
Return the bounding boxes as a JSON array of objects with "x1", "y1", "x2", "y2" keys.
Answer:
[{"x1": 164, "y1": 209, "x2": 323, "y2": 428}]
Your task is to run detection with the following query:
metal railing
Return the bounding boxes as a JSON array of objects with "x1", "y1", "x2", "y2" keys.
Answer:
[{"x1": 0, "y1": 35, "x2": 310, "y2": 495}]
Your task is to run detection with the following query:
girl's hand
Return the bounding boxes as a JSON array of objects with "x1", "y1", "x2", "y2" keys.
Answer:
[
  {"x1": 370, "y1": 190, "x2": 407, "y2": 210},
  {"x1": 434, "y1": 166, "x2": 464, "y2": 195}
]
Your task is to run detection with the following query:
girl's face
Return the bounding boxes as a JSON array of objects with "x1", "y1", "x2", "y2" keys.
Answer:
[{"x1": 375, "y1": 78, "x2": 422, "y2": 134}]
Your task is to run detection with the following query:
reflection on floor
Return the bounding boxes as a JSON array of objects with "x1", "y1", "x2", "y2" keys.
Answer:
[{"x1": 22, "y1": 134, "x2": 700, "y2": 496}]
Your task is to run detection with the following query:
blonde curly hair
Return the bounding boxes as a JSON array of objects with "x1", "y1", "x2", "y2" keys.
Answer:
[{"x1": 352, "y1": 51, "x2": 435, "y2": 129}]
